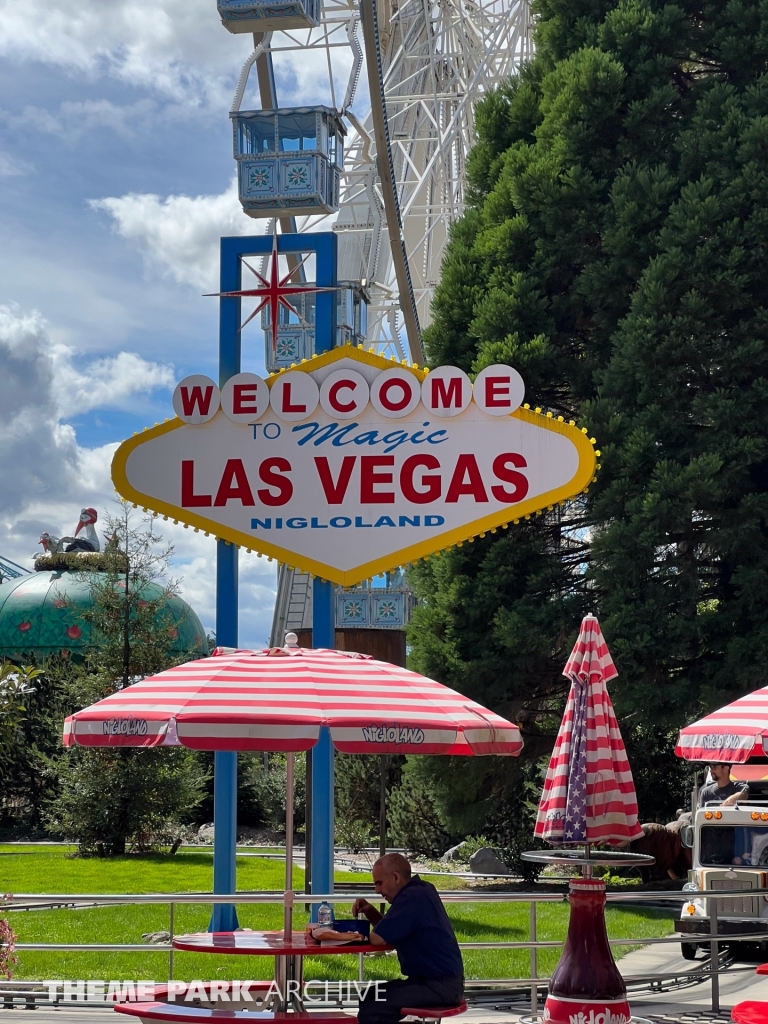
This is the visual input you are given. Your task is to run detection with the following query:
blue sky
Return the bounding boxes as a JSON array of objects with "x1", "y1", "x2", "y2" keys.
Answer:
[{"x1": 0, "y1": 0, "x2": 358, "y2": 645}]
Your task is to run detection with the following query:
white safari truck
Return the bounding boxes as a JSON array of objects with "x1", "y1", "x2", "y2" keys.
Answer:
[{"x1": 680, "y1": 774, "x2": 768, "y2": 959}]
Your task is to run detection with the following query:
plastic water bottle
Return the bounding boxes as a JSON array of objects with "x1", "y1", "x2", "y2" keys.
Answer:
[{"x1": 317, "y1": 902, "x2": 333, "y2": 926}]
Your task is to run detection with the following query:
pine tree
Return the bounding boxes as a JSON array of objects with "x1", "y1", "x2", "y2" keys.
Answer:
[{"x1": 408, "y1": 0, "x2": 768, "y2": 827}]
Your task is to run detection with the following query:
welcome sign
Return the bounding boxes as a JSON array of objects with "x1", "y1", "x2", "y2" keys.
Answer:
[{"x1": 112, "y1": 346, "x2": 597, "y2": 585}]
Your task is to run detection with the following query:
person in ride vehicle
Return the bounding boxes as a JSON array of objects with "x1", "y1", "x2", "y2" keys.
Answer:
[{"x1": 698, "y1": 763, "x2": 750, "y2": 807}]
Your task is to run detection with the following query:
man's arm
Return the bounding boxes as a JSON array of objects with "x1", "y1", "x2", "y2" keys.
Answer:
[
  {"x1": 351, "y1": 898, "x2": 384, "y2": 926},
  {"x1": 722, "y1": 786, "x2": 750, "y2": 806}
]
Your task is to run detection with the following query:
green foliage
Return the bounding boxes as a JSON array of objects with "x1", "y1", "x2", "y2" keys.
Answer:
[
  {"x1": 334, "y1": 817, "x2": 373, "y2": 852},
  {"x1": 410, "y1": 0, "x2": 768, "y2": 835},
  {"x1": 245, "y1": 753, "x2": 307, "y2": 831},
  {"x1": 38, "y1": 509, "x2": 210, "y2": 853},
  {"x1": 72, "y1": 503, "x2": 191, "y2": 686},
  {"x1": 388, "y1": 757, "x2": 455, "y2": 856},
  {"x1": 44, "y1": 744, "x2": 208, "y2": 855},
  {"x1": 334, "y1": 753, "x2": 403, "y2": 835},
  {"x1": 0, "y1": 662, "x2": 41, "y2": 761}
]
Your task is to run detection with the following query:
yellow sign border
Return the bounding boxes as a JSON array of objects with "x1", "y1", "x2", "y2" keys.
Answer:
[{"x1": 112, "y1": 345, "x2": 597, "y2": 585}]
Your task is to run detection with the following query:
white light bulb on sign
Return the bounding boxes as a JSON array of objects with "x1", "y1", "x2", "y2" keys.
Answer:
[
  {"x1": 421, "y1": 366, "x2": 472, "y2": 418},
  {"x1": 473, "y1": 365, "x2": 525, "y2": 416},
  {"x1": 173, "y1": 375, "x2": 220, "y2": 424},
  {"x1": 270, "y1": 371, "x2": 320, "y2": 422},
  {"x1": 319, "y1": 369, "x2": 370, "y2": 420},
  {"x1": 220, "y1": 372, "x2": 270, "y2": 424},
  {"x1": 370, "y1": 368, "x2": 421, "y2": 418}
]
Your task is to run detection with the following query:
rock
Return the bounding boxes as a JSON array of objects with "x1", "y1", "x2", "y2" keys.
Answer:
[
  {"x1": 141, "y1": 932, "x2": 171, "y2": 944},
  {"x1": 197, "y1": 824, "x2": 215, "y2": 843},
  {"x1": 468, "y1": 847, "x2": 510, "y2": 875},
  {"x1": 441, "y1": 842, "x2": 468, "y2": 863}
]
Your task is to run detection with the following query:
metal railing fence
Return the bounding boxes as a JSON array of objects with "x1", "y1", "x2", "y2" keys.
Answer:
[{"x1": 1, "y1": 887, "x2": 761, "y2": 1015}]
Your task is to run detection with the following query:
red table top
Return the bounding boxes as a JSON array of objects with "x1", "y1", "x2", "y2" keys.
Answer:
[{"x1": 172, "y1": 931, "x2": 390, "y2": 956}]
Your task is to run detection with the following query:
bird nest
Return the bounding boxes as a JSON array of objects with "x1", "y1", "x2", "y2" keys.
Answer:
[{"x1": 34, "y1": 552, "x2": 129, "y2": 573}]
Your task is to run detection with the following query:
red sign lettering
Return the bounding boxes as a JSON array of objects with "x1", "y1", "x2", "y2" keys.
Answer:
[
  {"x1": 328, "y1": 379, "x2": 357, "y2": 414},
  {"x1": 380, "y1": 378, "x2": 413, "y2": 412},
  {"x1": 361, "y1": 456, "x2": 395, "y2": 503},
  {"x1": 180, "y1": 385, "x2": 214, "y2": 418},
  {"x1": 232, "y1": 384, "x2": 259, "y2": 415},
  {"x1": 485, "y1": 376, "x2": 511, "y2": 408},
  {"x1": 315, "y1": 457, "x2": 356, "y2": 504},
  {"x1": 181, "y1": 461, "x2": 212, "y2": 507},
  {"x1": 214, "y1": 459, "x2": 255, "y2": 507},
  {"x1": 281, "y1": 382, "x2": 307, "y2": 414},
  {"x1": 431, "y1": 376, "x2": 462, "y2": 409},
  {"x1": 446, "y1": 454, "x2": 488, "y2": 503},
  {"x1": 400, "y1": 454, "x2": 441, "y2": 504},
  {"x1": 491, "y1": 453, "x2": 528, "y2": 503},
  {"x1": 258, "y1": 457, "x2": 293, "y2": 506}
]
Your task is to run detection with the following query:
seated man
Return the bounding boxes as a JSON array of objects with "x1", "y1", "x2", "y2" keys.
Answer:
[
  {"x1": 699, "y1": 764, "x2": 750, "y2": 807},
  {"x1": 352, "y1": 853, "x2": 464, "y2": 1024}
]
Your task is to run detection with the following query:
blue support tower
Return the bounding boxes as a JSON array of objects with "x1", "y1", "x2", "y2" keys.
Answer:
[
  {"x1": 311, "y1": 580, "x2": 335, "y2": 910},
  {"x1": 213, "y1": 232, "x2": 338, "y2": 930},
  {"x1": 309, "y1": 269, "x2": 337, "y2": 911}
]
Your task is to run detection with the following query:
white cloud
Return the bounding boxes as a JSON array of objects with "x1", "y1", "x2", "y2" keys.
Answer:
[
  {"x1": 0, "y1": 150, "x2": 29, "y2": 177},
  {"x1": 0, "y1": 1, "x2": 361, "y2": 119},
  {"x1": 91, "y1": 179, "x2": 253, "y2": 292},
  {"x1": 0, "y1": 303, "x2": 276, "y2": 645},
  {"x1": 0, "y1": 0, "x2": 240, "y2": 107},
  {"x1": 52, "y1": 346, "x2": 175, "y2": 418},
  {"x1": 11, "y1": 99, "x2": 160, "y2": 141},
  {"x1": 0, "y1": 303, "x2": 171, "y2": 546}
]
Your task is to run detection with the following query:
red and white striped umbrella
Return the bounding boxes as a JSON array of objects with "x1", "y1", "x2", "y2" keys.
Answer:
[
  {"x1": 534, "y1": 615, "x2": 643, "y2": 847},
  {"x1": 63, "y1": 645, "x2": 523, "y2": 756},
  {"x1": 676, "y1": 686, "x2": 768, "y2": 762}
]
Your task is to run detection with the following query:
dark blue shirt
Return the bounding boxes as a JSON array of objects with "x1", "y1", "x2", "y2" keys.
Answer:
[{"x1": 373, "y1": 875, "x2": 463, "y2": 980}]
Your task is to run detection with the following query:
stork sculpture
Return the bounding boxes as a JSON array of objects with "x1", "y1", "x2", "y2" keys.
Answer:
[
  {"x1": 68, "y1": 508, "x2": 100, "y2": 553},
  {"x1": 36, "y1": 508, "x2": 101, "y2": 558}
]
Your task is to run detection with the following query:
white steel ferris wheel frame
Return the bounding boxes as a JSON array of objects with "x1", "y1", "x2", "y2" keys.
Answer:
[{"x1": 232, "y1": 0, "x2": 531, "y2": 365}]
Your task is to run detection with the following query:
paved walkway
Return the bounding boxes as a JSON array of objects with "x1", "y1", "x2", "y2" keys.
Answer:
[{"x1": 2, "y1": 944, "x2": 767, "y2": 1024}]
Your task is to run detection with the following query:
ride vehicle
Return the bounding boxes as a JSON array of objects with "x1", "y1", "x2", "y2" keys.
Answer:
[
  {"x1": 217, "y1": 0, "x2": 320, "y2": 33},
  {"x1": 231, "y1": 107, "x2": 345, "y2": 218},
  {"x1": 262, "y1": 280, "x2": 369, "y2": 372},
  {"x1": 680, "y1": 775, "x2": 768, "y2": 960}
]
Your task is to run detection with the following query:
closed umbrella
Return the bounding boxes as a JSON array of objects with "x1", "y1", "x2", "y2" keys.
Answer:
[
  {"x1": 676, "y1": 686, "x2": 768, "y2": 762},
  {"x1": 63, "y1": 643, "x2": 522, "y2": 937},
  {"x1": 530, "y1": 616, "x2": 645, "y2": 1024},
  {"x1": 534, "y1": 614, "x2": 642, "y2": 847}
]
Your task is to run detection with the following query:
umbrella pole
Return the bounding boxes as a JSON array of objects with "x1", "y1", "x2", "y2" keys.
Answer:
[
  {"x1": 583, "y1": 842, "x2": 591, "y2": 879},
  {"x1": 284, "y1": 752, "x2": 295, "y2": 940}
]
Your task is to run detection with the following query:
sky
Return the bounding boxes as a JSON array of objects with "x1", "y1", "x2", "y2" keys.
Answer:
[{"x1": 0, "y1": 0, "x2": 358, "y2": 646}]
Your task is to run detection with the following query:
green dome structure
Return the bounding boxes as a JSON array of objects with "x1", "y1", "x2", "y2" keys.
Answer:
[{"x1": 0, "y1": 570, "x2": 208, "y2": 662}]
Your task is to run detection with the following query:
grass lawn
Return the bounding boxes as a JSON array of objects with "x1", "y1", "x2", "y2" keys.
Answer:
[{"x1": 1, "y1": 845, "x2": 675, "y2": 983}]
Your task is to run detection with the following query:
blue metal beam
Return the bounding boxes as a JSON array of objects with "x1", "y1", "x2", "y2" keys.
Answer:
[{"x1": 311, "y1": 581, "x2": 335, "y2": 912}]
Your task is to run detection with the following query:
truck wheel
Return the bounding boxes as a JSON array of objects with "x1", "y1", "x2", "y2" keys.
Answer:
[{"x1": 681, "y1": 942, "x2": 698, "y2": 960}]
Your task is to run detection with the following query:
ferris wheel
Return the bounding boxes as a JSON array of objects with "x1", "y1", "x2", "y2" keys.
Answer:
[
  {"x1": 220, "y1": 0, "x2": 531, "y2": 365},
  {"x1": 218, "y1": 0, "x2": 530, "y2": 643}
]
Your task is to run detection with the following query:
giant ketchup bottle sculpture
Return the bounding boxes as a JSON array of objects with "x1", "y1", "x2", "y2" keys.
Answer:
[{"x1": 544, "y1": 878, "x2": 630, "y2": 1024}]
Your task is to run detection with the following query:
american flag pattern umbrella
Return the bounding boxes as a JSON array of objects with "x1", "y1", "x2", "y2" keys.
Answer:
[
  {"x1": 63, "y1": 646, "x2": 523, "y2": 756},
  {"x1": 534, "y1": 615, "x2": 643, "y2": 846},
  {"x1": 676, "y1": 686, "x2": 768, "y2": 762}
]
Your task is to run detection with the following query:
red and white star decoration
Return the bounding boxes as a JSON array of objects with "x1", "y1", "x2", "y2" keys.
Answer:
[{"x1": 205, "y1": 232, "x2": 336, "y2": 360}]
